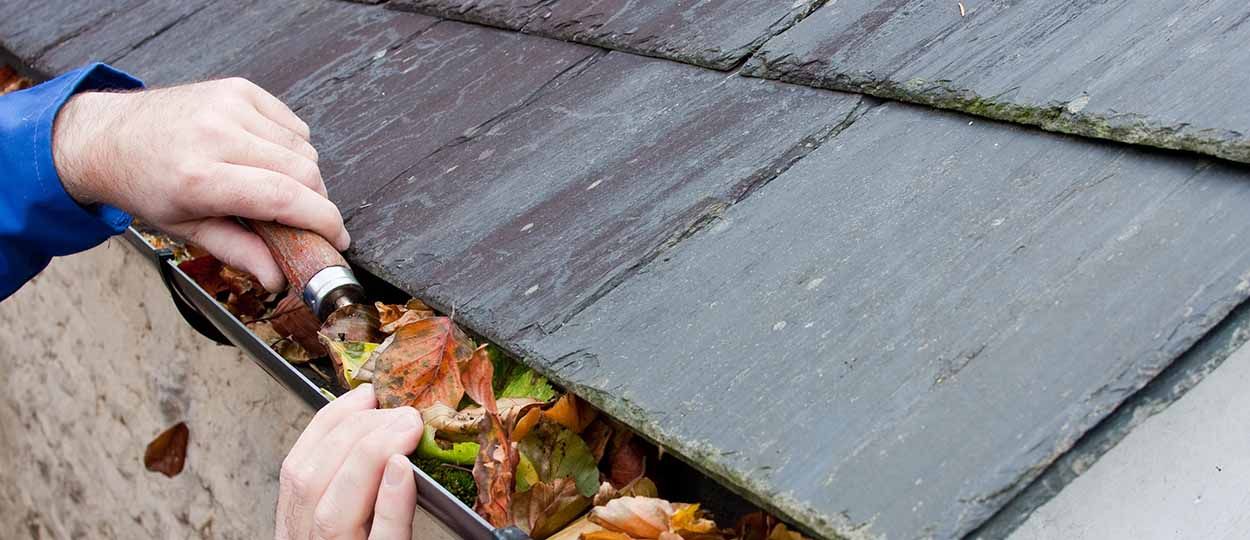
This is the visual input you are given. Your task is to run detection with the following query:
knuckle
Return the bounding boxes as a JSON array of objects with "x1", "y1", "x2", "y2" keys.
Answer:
[
  {"x1": 278, "y1": 458, "x2": 312, "y2": 498},
  {"x1": 266, "y1": 178, "x2": 298, "y2": 214},
  {"x1": 311, "y1": 504, "x2": 347, "y2": 539}
]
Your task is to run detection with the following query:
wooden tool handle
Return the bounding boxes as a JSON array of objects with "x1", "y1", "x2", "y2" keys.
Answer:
[{"x1": 246, "y1": 220, "x2": 348, "y2": 293}]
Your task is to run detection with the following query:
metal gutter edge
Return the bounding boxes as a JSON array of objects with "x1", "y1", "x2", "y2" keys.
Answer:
[{"x1": 121, "y1": 228, "x2": 499, "y2": 540}]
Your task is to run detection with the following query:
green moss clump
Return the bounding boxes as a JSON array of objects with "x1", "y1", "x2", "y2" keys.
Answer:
[{"x1": 413, "y1": 456, "x2": 477, "y2": 507}]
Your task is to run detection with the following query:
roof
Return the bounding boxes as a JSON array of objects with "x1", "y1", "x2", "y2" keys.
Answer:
[{"x1": 6, "y1": 1, "x2": 1250, "y2": 538}]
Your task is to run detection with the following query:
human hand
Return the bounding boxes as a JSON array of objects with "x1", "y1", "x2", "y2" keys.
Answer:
[
  {"x1": 275, "y1": 384, "x2": 423, "y2": 540},
  {"x1": 51, "y1": 77, "x2": 350, "y2": 292}
]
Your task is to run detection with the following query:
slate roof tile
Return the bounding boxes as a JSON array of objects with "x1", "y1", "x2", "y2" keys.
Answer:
[
  {"x1": 346, "y1": 51, "x2": 864, "y2": 342},
  {"x1": 523, "y1": 102, "x2": 1250, "y2": 539},
  {"x1": 388, "y1": 0, "x2": 822, "y2": 70},
  {"x1": 745, "y1": 0, "x2": 1250, "y2": 164},
  {"x1": 6, "y1": 1, "x2": 1250, "y2": 539}
]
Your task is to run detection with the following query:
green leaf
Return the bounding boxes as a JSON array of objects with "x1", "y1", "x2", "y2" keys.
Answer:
[
  {"x1": 488, "y1": 346, "x2": 556, "y2": 401},
  {"x1": 416, "y1": 426, "x2": 479, "y2": 466},
  {"x1": 516, "y1": 452, "x2": 539, "y2": 493},
  {"x1": 519, "y1": 420, "x2": 600, "y2": 498},
  {"x1": 322, "y1": 339, "x2": 379, "y2": 389}
]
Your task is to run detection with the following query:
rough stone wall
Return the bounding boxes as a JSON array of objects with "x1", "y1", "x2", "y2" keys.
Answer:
[{"x1": 0, "y1": 241, "x2": 454, "y2": 540}]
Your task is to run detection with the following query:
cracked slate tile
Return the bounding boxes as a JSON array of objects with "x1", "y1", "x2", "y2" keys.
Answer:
[
  {"x1": 291, "y1": 21, "x2": 600, "y2": 217},
  {"x1": 388, "y1": 0, "x2": 822, "y2": 70},
  {"x1": 518, "y1": 103, "x2": 1250, "y2": 540},
  {"x1": 346, "y1": 51, "x2": 863, "y2": 346},
  {"x1": 746, "y1": 0, "x2": 1250, "y2": 164},
  {"x1": 111, "y1": 0, "x2": 438, "y2": 100}
]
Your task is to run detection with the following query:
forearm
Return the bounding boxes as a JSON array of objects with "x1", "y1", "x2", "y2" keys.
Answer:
[{"x1": 0, "y1": 63, "x2": 142, "y2": 300}]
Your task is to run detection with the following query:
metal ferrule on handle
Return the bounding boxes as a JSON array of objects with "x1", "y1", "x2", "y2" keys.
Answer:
[{"x1": 304, "y1": 265, "x2": 365, "y2": 319}]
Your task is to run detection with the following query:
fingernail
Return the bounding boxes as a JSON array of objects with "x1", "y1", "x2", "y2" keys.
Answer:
[{"x1": 384, "y1": 455, "x2": 409, "y2": 486}]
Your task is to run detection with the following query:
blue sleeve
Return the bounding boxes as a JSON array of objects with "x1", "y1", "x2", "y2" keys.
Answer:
[{"x1": 0, "y1": 63, "x2": 143, "y2": 300}]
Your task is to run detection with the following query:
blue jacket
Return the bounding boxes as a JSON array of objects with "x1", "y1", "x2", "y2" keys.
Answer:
[{"x1": 0, "y1": 63, "x2": 142, "y2": 300}]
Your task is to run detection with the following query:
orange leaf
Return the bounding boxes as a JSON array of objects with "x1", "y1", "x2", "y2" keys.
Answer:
[
  {"x1": 376, "y1": 299, "x2": 435, "y2": 333},
  {"x1": 462, "y1": 345, "x2": 498, "y2": 413},
  {"x1": 581, "y1": 532, "x2": 633, "y2": 540},
  {"x1": 545, "y1": 394, "x2": 597, "y2": 434},
  {"x1": 373, "y1": 317, "x2": 474, "y2": 410},
  {"x1": 144, "y1": 422, "x2": 189, "y2": 478},
  {"x1": 473, "y1": 411, "x2": 517, "y2": 527}
]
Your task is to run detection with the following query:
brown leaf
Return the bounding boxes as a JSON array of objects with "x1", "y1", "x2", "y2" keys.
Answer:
[
  {"x1": 321, "y1": 303, "x2": 384, "y2": 343},
  {"x1": 473, "y1": 411, "x2": 517, "y2": 527},
  {"x1": 270, "y1": 293, "x2": 325, "y2": 356},
  {"x1": 589, "y1": 497, "x2": 673, "y2": 539},
  {"x1": 144, "y1": 422, "x2": 189, "y2": 477},
  {"x1": 545, "y1": 394, "x2": 597, "y2": 434},
  {"x1": 581, "y1": 532, "x2": 633, "y2": 540},
  {"x1": 514, "y1": 477, "x2": 593, "y2": 539},
  {"x1": 607, "y1": 434, "x2": 647, "y2": 488},
  {"x1": 462, "y1": 345, "x2": 498, "y2": 412},
  {"x1": 373, "y1": 317, "x2": 474, "y2": 410},
  {"x1": 423, "y1": 398, "x2": 543, "y2": 441},
  {"x1": 377, "y1": 299, "x2": 435, "y2": 333},
  {"x1": 178, "y1": 255, "x2": 228, "y2": 296}
]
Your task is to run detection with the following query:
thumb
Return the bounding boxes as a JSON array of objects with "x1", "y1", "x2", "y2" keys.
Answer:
[{"x1": 369, "y1": 455, "x2": 419, "y2": 540}]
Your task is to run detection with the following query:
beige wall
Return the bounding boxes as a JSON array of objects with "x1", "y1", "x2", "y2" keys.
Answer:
[{"x1": 0, "y1": 241, "x2": 454, "y2": 540}]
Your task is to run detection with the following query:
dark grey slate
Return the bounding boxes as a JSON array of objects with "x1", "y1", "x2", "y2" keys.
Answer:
[
  {"x1": 32, "y1": 0, "x2": 218, "y2": 75},
  {"x1": 0, "y1": 0, "x2": 140, "y2": 71},
  {"x1": 745, "y1": 0, "x2": 1250, "y2": 165},
  {"x1": 110, "y1": 0, "x2": 438, "y2": 100},
  {"x1": 516, "y1": 103, "x2": 1250, "y2": 540},
  {"x1": 346, "y1": 52, "x2": 864, "y2": 345},
  {"x1": 388, "y1": 0, "x2": 822, "y2": 70},
  {"x1": 291, "y1": 22, "x2": 601, "y2": 216}
]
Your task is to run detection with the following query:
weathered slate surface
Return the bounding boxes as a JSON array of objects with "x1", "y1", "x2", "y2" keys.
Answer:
[
  {"x1": 293, "y1": 22, "x2": 600, "y2": 216},
  {"x1": 745, "y1": 0, "x2": 1250, "y2": 165},
  {"x1": 388, "y1": 0, "x2": 821, "y2": 70},
  {"x1": 111, "y1": 0, "x2": 437, "y2": 100},
  {"x1": 0, "y1": 0, "x2": 249, "y2": 76},
  {"x1": 519, "y1": 103, "x2": 1250, "y2": 540},
  {"x1": 347, "y1": 52, "x2": 864, "y2": 344}
]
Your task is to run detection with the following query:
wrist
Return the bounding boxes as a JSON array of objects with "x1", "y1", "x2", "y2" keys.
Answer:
[{"x1": 52, "y1": 92, "x2": 124, "y2": 206}]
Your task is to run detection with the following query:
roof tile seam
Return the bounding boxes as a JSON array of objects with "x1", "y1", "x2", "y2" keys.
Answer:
[
  {"x1": 740, "y1": 46, "x2": 1250, "y2": 167},
  {"x1": 106, "y1": 3, "x2": 211, "y2": 66}
]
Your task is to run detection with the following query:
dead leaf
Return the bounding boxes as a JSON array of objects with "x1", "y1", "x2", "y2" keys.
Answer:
[
  {"x1": 373, "y1": 317, "x2": 475, "y2": 410},
  {"x1": 178, "y1": 256, "x2": 228, "y2": 296},
  {"x1": 589, "y1": 497, "x2": 674, "y2": 539},
  {"x1": 377, "y1": 299, "x2": 435, "y2": 333},
  {"x1": 669, "y1": 504, "x2": 718, "y2": 536},
  {"x1": 607, "y1": 434, "x2": 647, "y2": 488},
  {"x1": 144, "y1": 422, "x2": 189, "y2": 477},
  {"x1": 463, "y1": 345, "x2": 498, "y2": 412},
  {"x1": 177, "y1": 255, "x2": 269, "y2": 320},
  {"x1": 582, "y1": 532, "x2": 633, "y2": 540},
  {"x1": 593, "y1": 477, "x2": 658, "y2": 507},
  {"x1": 582, "y1": 420, "x2": 613, "y2": 462},
  {"x1": 424, "y1": 398, "x2": 543, "y2": 441},
  {"x1": 321, "y1": 338, "x2": 380, "y2": 389},
  {"x1": 270, "y1": 293, "x2": 325, "y2": 356},
  {"x1": 545, "y1": 394, "x2": 597, "y2": 434},
  {"x1": 766, "y1": 523, "x2": 805, "y2": 540},
  {"x1": 473, "y1": 410, "x2": 517, "y2": 527},
  {"x1": 514, "y1": 477, "x2": 593, "y2": 539},
  {"x1": 321, "y1": 303, "x2": 384, "y2": 343}
]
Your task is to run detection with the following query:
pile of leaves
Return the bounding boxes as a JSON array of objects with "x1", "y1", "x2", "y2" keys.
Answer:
[
  {"x1": 0, "y1": 65, "x2": 32, "y2": 94},
  {"x1": 177, "y1": 253, "x2": 811, "y2": 539}
]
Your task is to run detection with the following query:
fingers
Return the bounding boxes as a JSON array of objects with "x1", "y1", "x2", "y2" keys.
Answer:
[
  {"x1": 193, "y1": 163, "x2": 350, "y2": 250},
  {"x1": 276, "y1": 385, "x2": 377, "y2": 540},
  {"x1": 280, "y1": 406, "x2": 420, "y2": 540},
  {"x1": 287, "y1": 384, "x2": 377, "y2": 465},
  {"x1": 234, "y1": 78, "x2": 311, "y2": 141},
  {"x1": 222, "y1": 131, "x2": 327, "y2": 198},
  {"x1": 311, "y1": 412, "x2": 423, "y2": 538},
  {"x1": 368, "y1": 455, "x2": 419, "y2": 540},
  {"x1": 166, "y1": 218, "x2": 286, "y2": 292}
]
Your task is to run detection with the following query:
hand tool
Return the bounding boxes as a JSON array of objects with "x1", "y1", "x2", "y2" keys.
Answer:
[{"x1": 246, "y1": 220, "x2": 365, "y2": 320}]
